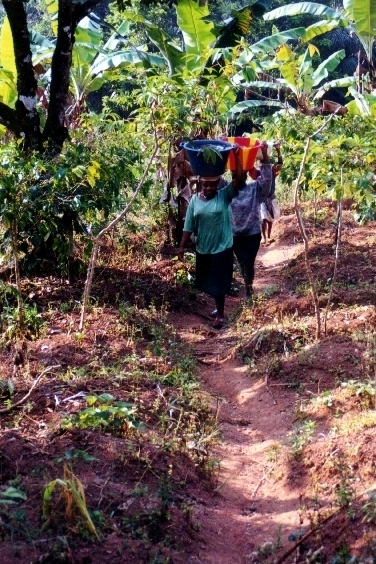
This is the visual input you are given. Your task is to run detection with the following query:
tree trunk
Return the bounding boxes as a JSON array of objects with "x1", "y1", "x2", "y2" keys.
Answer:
[
  {"x1": 2, "y1": 0, "x2": 42, "y2": 150},
  {"x1": 1, "y1": 0, "x2": 107, "y2": 155}
]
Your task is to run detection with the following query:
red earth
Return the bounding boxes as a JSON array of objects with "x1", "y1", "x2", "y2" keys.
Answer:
[{"x1": 0, "y1": 206, "x2": 376, "y2": 563}]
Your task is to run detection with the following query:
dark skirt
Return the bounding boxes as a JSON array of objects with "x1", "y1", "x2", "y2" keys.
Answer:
[
  {"x1": 195, "y1": 247, "x2": 233, "y2": 297},
  {"x1": 233, "y1": 233, "x2": 261, "y2": 286}
]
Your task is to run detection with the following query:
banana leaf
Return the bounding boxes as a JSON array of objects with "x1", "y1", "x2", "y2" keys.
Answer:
[
  {"x1": 0, "y1": 18, "x2": 16, "y2": 107},
  {"x1": 251, "y1": 27, "x2": 307, "y2": 54},
  {"x1": 264, "y1": 2, "x2": 346, "y2": 22},
  {"x1": 311, "y1": 49, "x2": 346, "y2": 86},
  {"x1": 229, "y1": 99, "x2": 285, "y2": 114},
  {"x1": 43, "y1": 0, "x2": 58, "y2": 35},
  {"x1": 90, "y1": 50, "x2": 165, "y2": 76},
  {"x1": 314, "y1": 76, "x2": 357, "y2": 99},
  {"x1": 300, "y1": 19, "x2": 345, "y2": 43},
  {"x1": 343, "y1": 0, "x2": 376, "y2": 61}
]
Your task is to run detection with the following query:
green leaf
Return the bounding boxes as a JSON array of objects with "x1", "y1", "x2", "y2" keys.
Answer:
[
  {"x1": 251, "y1": 27, "x2": 307, "y2": 53},
  {"x1": 229, "y1": 100, "x2": 285, "y2": 115},
  {"x1": 347, "y1": 87, "x2": 372, "y2": 116},
  {"x1": 311, "y1": 49, "x2": 346, "y2": 86},
  {"x1": 76, "y1": 17, "x2": 102, "y2": 49},
  {"x1": 0, "y1": 17, "x2": 17, "y2": 107},
  {"x1": 264, "y1": 2, "x2": 346, "y2": 23},
  {"x1": 86, "y1": 395, "x2": 98, "y2": 407},
  {"x1": 144, "y1": 25, "x2": 183, "y2": 76},
  {"x1": 96, "y1": 393, "x2": 115, "y2": 404},
  {"x1": 90, "y1": 51, "x2": 165, "y2": 76},
  {"x1": 241, "y1": 80, "x2": 283, "y2": 90},
  {"x1": 0, "y1": 486, "x2": 27, "y2": 501},
  {"x1": 343, "y1": 0, "x2": 376, "y2": 60},
  {"x1": 301, "y1": 19, "x2": 344, "y2": 43},
  {"x1": 43, "y1": 0, "x2": 58, "y2": 35},
  {"x1": 103, "y1": 21, "x2": 130, "y2": 51},
  {"x1": 177, "y1": 0, "x2": 216, "y2": 60},
  {"x1": 280, "y1": 61, "x2": 300, "y2": 94},
  {"x1": 314, "y1": 76, "x2": 357, "y2": 99}
]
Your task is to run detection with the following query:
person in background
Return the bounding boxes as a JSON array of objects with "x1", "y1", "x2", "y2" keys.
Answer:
[
  {"x1": 231, "y1": 142, "x2": 273, "y2": 299},
  {"x1": 260, "y1": 143, "x2": 283, "y2": 244},
  {"x1": 178, "y1": 147, "x2": 244, "y2": 329}
]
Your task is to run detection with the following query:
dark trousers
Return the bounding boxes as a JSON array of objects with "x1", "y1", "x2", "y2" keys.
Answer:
[{"x1": 233, "y1": 233, "x2": 261, "y2": 287}]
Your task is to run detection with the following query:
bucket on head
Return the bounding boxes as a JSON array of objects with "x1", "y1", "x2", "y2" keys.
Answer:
[
  {"x1": 221, "y1": 137, "x2": 261, "y2": 171},
  {"x1": 180, "y1": 139, "x2": 235, "y2": 176}
]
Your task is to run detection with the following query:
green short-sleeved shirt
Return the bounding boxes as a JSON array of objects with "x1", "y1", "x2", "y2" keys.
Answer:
[{"x1": 183, "y1": 183, "x2": 236, "y2": 254}]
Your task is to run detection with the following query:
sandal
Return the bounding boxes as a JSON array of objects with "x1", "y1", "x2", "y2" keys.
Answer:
[{"x1": 212, "y1": 317, "x2": 224, "y2": 329}]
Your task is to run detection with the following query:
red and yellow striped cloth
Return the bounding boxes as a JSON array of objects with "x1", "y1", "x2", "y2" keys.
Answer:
[{"x1": 220, "y1": 137, "x2": 261, "y2": 171}]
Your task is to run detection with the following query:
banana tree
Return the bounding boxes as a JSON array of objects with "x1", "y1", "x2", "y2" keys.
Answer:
[
  {"x1": 0, "y1": 0, "x2": 129, "y2": 154},
  {"x1": 263, "y1": 0, "x2": 376, "y2": 114},
  {"x1": 264, "y1": 0, "x2": 376, "y2": 65},
  {"x1": 228, "y1": 0, "x2": 376, "y2": 118},
  {"x1": 32, "y1": 15, "x2": 165, "y2": 129},
  {"x1": 124, "y1": 0, "x2": 272, "y2": 78},
  {"x1": 230, "y1": 38, "x2": 356, "y2": 117}
]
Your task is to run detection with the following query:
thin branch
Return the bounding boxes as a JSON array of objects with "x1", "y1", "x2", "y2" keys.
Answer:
[
  {"x1": 275, "y1": 483, "x2": 376, "y2": 564},
  {"x1": 324, "y1": 168, "x2": 343, "y2": 335},
  {"x1": 10, "y1": 221, "x2": 24, "y2": 331},
  {"x1": 0, "y1": 365, "x2": 61, "y2": 414},
  {"x1": 79, "y1": 142, "x2": 160, "y2": 330},
  {"x1": 293, "y1": 113, "x2": 338, "y2": 340}
]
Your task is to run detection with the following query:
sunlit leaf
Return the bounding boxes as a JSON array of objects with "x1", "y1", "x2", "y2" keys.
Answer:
[{"x1": 0, "y1": 17, "x2": 17, "y2": 107}]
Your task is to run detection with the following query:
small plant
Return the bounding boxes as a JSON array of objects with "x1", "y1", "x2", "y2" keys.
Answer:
[
  {"x1": 0, "y1": 378, "x2": 14, "y2": 397},
  {"x1": 261, "y1": 284, "x2": 278, "y2": 298},
  {"x1": 361, "y1": 490, "x2": 376, "y2": 523},
  {"x1": 59, "y1": 301, "x2": 75, "y2": 313},
  {"x1": 0, "y1": 485, "x2": 27, "y2": 505},
  {"x1": 0, "y1": 303, "x2": 45, "y2": 339},
  {"x1": 54, "y1": 449, "x2": 98, "y2": 464},
  {"x1": 341, "y1": 379, "x2": 376, "y2": 409},
  {"x1": 335, "y1": 482, "x2": 355, "y2": 509},
  {"x1": 61, "y1": 393, "x2": 143, "y2": 433},
  {"x1": 201, "y1": 145, "x2": 224, "y2": 164},
  {"x1": 288, "y1": 419, "x2": 316, "y2": 455},
  {"x1": 255, "y1": 527, "x2": 283, "y2": 562},
  {"x1": 311, "y1": 390, "x2": 334, "y2": 408},
  {"x1": 266, "y1": 442, "x2": 282, "y2": 463},
  {"x1": 42, "y1": 463, "x2": 99, "y2": 539}
]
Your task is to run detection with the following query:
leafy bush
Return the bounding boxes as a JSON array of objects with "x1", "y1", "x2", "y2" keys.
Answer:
[
  {"x1": 61, "y1": 393, "x2": 143, "y2": 433},
  {"x1": 0, "y1": 120, "x2": 149, "y2": 275}
]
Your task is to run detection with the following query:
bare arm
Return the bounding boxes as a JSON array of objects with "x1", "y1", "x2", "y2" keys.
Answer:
[
  {"x1": 178, "y1": 231, "x2": 193, "y2": 260},
  {"x1": 275, "y1": 143, "x2": 283, "y2": 165},
  {"x1": 257, "y1": 142, "x2": 273, "y2": 199},
  {"x1": 231, "y1": 146, "x2": 247, "y2": 190}
]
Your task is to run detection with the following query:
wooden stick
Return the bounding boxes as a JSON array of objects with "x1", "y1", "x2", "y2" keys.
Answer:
[
  {"x1": 275, "y1": 483, "x2": 376, "y2": 564},
  {"x1": 0, "y1": 365, "x2": 61, "y2": 414},
  {"x1": 79, "y1": 142, "x2": 160, "y2": 331},
  {"x1": 293, "y1": 113, "x2": 339, "y2": 340}
]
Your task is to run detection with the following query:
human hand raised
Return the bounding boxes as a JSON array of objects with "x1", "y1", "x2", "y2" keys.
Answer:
[{"x1": 260, "y1": 141, "x2": 270, "y2": 163}]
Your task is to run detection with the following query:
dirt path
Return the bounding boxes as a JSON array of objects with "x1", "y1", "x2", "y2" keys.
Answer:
[{"x1": 169, "y1": 235, "x2": 304, "y2": 563}]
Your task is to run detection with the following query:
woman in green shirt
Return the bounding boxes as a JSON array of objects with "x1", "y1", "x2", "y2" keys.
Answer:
[{"x1": 178, "y1": 148, "x2": 244, "y2": 328}]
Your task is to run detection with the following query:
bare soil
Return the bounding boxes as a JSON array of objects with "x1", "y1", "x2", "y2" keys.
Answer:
[{"x1": 0, "y1": 206, "x2": 376, "y2": 564}]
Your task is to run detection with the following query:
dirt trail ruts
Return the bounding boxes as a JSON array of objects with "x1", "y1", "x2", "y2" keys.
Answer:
[{"x1": 169, "y1": 235, "x2": 304, "y2": 564}]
